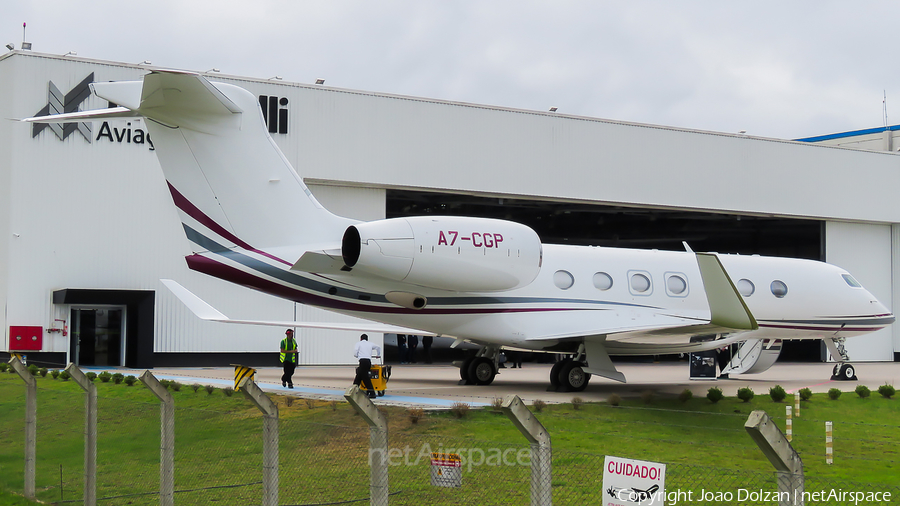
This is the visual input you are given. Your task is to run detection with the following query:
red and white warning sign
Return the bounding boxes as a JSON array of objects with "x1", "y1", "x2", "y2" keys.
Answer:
[
  {"x1": 430, "y1": 452, "x2": 462, "y2": 488},
  {"x1": 603, "y1": 455, "x2": 666, "y2": 505}
]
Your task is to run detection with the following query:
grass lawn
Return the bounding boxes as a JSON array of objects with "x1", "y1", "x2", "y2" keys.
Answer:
[{"x1": 0, "y1": 371, "x2": 897, "y2": 505}]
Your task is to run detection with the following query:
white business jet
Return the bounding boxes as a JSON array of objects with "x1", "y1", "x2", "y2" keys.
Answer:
[{"x1": 25, "y1": 71, "x2": 894, "y2": 391}]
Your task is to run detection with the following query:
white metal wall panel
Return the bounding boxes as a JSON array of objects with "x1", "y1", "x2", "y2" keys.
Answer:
[
  {"x1": 288, "y1": 86, "x2": 900, "y2": 224},
  {"x1": 825, "y1": 222, "x2": 894, "y2": 361},
  {"x1": 0, "y1": 53, "x2": 14, "y2": 348},
  {"x1": 893, "y1": 225, "x2": 900, "y2": 357}
]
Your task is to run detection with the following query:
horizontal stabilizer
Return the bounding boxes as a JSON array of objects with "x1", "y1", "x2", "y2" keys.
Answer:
[
  {"x1": 20, "y1": 106, "x2": 137, "y2": 123},
  {"x1": 161, "y1": 279, "x2": 435, "y2": 335}
]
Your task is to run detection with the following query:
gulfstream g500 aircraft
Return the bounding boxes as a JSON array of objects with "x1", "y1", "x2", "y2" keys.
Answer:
[{"x1": 25, "y1": 71, "x2": 894, "y2": 391}]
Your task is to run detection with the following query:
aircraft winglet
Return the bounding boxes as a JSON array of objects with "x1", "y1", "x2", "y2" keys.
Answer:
[{"x1": 695, "y1": 253, "x2": 758, "y2": 330}]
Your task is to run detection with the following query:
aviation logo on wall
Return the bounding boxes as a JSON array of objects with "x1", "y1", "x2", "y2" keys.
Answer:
[
  {"x1": 32, "y1": 73, "x2": 94, "y2": 142},
  {"x1": 259, "y1": 95, "x2": 289, "y2": 134},
  {"x1": 32, "y1": 73, "x2": 154, "y2": 150}
]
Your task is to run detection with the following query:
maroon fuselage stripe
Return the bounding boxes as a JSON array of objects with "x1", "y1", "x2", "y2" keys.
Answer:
[
  {"x1": 186, "y1": 255, "x2": 577, "y2": 316},
  {"x1": 166, "y1": 182, "x2": 292, "y2": 266}
]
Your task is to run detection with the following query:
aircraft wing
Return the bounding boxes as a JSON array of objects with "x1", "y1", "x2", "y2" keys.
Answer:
[{"x1": 161, "y1": 279, "x2": 436, "y2": 335}]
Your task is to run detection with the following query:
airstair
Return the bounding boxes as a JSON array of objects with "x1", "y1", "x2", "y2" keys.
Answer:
[{"x1": 720, "y1": 339, "x2": 782, "y2": 376}]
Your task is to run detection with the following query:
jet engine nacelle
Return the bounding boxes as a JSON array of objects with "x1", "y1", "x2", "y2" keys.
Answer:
[{"x1": 342, "y1": 216, "x2": 542, "y2": 292}]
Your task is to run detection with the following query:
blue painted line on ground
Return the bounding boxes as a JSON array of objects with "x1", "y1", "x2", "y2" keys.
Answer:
[{"x1": 83, "y1": 369, "x2": 487, "y2": 407}]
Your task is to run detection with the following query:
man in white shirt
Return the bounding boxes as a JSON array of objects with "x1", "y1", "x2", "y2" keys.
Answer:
[{"x1": 353, "y1": 334, "x2": 381, "y2": 399}]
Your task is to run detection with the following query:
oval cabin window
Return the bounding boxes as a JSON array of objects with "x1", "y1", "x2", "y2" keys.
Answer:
[
  {"x1": 593, "y1": 272, "x2": 613, "y2": 290},
  {"x1": 630, "y1": 273, "x2": 651, "y2": 293},
  {"x1": 737, "y1": 279, "x2": 755, "y2": 297},
  {"x1": 666, "y1": 275, "x2": 687, "y2": 295},
  {"x1": 770, "y1": 280, "x2": 788, "y2": 298},
  {"x1": 553, "y1": 270, "x2": 575, "y2": 290}
]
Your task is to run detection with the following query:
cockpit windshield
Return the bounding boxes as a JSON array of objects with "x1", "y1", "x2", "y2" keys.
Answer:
[{"x1": 842, "y1": 274, "x2": 862, "y2": 288}]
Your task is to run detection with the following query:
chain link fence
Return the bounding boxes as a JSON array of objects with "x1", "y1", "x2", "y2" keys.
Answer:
[{"x1": 2, "y1": 372, "x2": 899, "y2": 505}]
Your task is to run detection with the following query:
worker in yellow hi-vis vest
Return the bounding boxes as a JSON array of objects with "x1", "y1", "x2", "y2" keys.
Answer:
[{"x1": 280, "y1": 329, "x2": 299, "y2": 388}]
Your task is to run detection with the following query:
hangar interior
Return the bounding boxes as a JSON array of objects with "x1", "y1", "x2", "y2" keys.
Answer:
[{"x1": 2, "y1": 50, "x2": 899, "y2": 369}]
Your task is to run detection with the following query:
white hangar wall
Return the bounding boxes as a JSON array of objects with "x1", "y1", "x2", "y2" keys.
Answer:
[
  {"x1": 1, "y1": 51, "x2": 898, "y2": 364},
  {"x1": 0, "y1": 53, "x2": 379, "y2": 366}
]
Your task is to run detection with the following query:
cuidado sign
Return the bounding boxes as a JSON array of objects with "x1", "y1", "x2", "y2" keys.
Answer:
[{"x1": 603, "y1": 455, "x2": 666, "y2": 506}]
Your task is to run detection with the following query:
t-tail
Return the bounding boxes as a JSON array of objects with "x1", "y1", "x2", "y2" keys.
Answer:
[{"x1": 28, "y1": 70, "x2": 354, "y2": 255}]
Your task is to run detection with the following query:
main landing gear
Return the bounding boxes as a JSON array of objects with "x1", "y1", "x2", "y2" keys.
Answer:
[
  {"x1": 549, "y1": 344, "x2": 591, "y2": 392},
  {"x1": 825, "y1": 337, "x2": 858, "y2": 381},
  {"x1": 458, "y1": 347, "x2": 500, "y2": 386},
  {"x1": 457, "y1": 344, "x2": 596, "y2": 390}
]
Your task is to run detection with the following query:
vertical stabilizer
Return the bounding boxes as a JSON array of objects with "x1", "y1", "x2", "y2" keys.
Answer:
[{"x1": 92, "y1": 71, "x2": 353, "y2": 252}]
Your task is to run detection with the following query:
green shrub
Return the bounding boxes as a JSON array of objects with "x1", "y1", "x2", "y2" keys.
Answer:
[
  {"x1": 769, "y1": 385, "x2": 787, "y2": 403},
  {"x1": 855, "y1": 385, "x2": 871, "y2": 398},
  {"x1": 50, "y1": 369, "x2": 60, "y2": 379},
  {"x1": 223, "y1": 387, "x2": 234, "y2": 397},
  {"x1": 59, "y1": 371, "x2": 70, "y2": 381},
  {"x1": 828, "y1": 388, "x2": 842, "y2": 400},
  {"x1": 124, "y1": 375, "x2": 137, "y2": 386},
  {"x1": 706, "y1": 387, "x2": 724, "y2": 404},
  {"x1": 170, "y1": 381, "x2": 182, "y2": 392},
  {"x1": 798, "y1": 388, "x2": 813, "y2": 401},
  {"x1": 572, "y1": 397, "x2": 584, "y2": 410},
  {"x1": 86, "y1": 372, "x2": 97, "y2": 382},
  {"x1": 98, "y1": 371, "x2": 112, "y2": 383},
  {"x1": 678, "y1": 389, "x2": 693, "y2": 403},
  {"x1": 608, "y1": 394, "x2": 621, "y2": 406},
  {"x1": 532, "y1": 399, "x2": 547, "y2": 412},
  {"x1": 191, "y1": 383, "x2": 201, "y2": 393},
  {"x1": 38, "y1": 367, "x2": 48, "y2": 378},
  {"x1": 491, "y1": 397, "x2": 503, "y2": 412},
  {"x1": 112, "y1": 373, "x2": 124, "y2": 384},
  {"x1": 205, "y1": 385, "x2": 215, "y2": 395},
  {"x1": 27, "y1": 364, "x2": 39, "y2": 376},
  {"x1": 877, "y1": 384, "x2": 895, "y2": 399},
  {"x1": 159, "y1": 379, "x2": 171, "y2": 389},
  {"x1": 0, "y1": 363, "x2": 8, "y2": 373},
  {"x1": 737, "y1": 387, "x2": 754, "y2": 403}
]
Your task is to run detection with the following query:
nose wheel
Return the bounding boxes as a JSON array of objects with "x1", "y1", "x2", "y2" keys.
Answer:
[{"x1": 831, "y1": 363, "x2": 857, "y2": 381}]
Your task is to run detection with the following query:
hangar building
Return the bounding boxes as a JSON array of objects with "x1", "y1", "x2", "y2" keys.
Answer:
[{"x1": 2, "y1": 50, "x2": 899, "y2": 368}]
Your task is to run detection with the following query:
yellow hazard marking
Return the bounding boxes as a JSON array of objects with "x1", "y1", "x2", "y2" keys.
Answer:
[{"x1": 232, "y1": 364, "x2": 256, "y2": 391}]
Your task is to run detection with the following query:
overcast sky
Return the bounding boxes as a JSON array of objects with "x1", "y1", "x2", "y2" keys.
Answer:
[{"x1": 4, "y1": 1, "x2": 898, "y2": 139}]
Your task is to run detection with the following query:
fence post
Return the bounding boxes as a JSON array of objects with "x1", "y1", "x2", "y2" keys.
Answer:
[
  {"x1": 139, "y1": 371, "x2": 174, "y2": 506},
  {"x1": 794, "y1": 391, "x2": 800, "y2": 417},
  {"x1": 745, "y1": 410, "x2": 803, "y2": 506},
  {"x1": 344, "y1": 386, "x2": 389, "y2": 506},
  {"x1": 501, "y1": 395, "x2": 552, "y2": 506},
  {"x1": 238, "y1": 376, "x2": 279, "y2": 506},
  {"x1": 825, "y1": 422, "x2": 833, "y2": 465},
  {"x1": 9, "y1": 357, "x2": 36, "y2": 500},
  {"x1": 65, "y1": 363, "x2": 97, "y2": 506}
]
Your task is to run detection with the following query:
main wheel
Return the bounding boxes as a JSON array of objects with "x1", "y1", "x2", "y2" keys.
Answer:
[
  {"x1": 468, "y1": 357, "x2": 497, "y2": 385},
  {"x1": 377, "y1": 390, "x2": 385, "y2": 397},
  {"x1": 549, "y1": 359, "x2": 569, "y2": 388},
  {"x1": 459, "y1": 357, "x2": 474, "y2": 382},
  {"x1": 559, "y1": 361, "x2": 590, "y2": 392}
]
